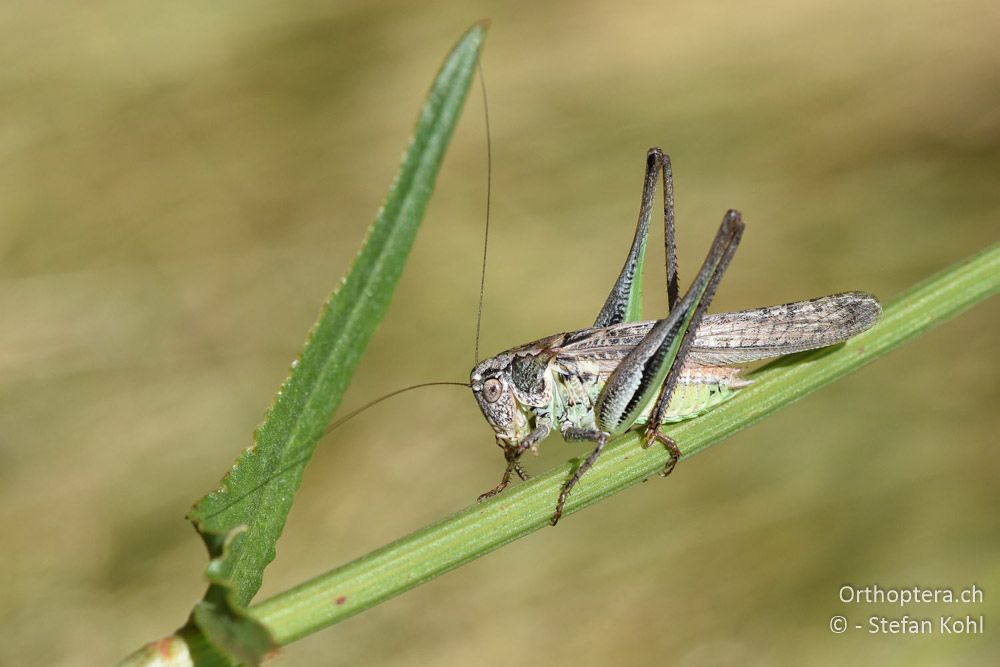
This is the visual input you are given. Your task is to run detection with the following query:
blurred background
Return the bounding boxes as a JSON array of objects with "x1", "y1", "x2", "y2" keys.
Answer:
[{"x1": 1, "y1": 1, "x2": 997, "y2": 665}]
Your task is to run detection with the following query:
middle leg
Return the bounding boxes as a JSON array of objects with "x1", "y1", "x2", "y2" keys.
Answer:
[{"x1": 552, "y1": 427, "x2": 609, "y2": 525}]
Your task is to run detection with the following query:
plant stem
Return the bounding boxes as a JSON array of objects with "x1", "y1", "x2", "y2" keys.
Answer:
[{"x1": 251, "y1": 242, "x2": 999, "y2": 646}]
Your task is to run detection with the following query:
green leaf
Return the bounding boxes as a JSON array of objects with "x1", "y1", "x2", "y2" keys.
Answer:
[
  {"x1": 247, "y1": 241, "x2": 998, "y2": 645},
  {"x1": 186, "y1": 21, "x2": 489, "y2": 608}
]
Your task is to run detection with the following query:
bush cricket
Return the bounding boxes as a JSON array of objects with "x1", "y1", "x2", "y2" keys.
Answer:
[{"x1": 470, "y1": 148, "x2": 881, "y2": 525}]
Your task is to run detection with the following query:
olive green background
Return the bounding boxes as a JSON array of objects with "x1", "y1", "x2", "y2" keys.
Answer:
[{"x1": 1, "y1": 2, "x2": 997, "y2": 665}]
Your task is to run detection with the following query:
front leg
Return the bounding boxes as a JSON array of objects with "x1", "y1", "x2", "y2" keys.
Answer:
[
  {"x1": 551, "y1": 426, "x2": 610, "y2": 526},
  {"x1": 477, "y1": 418, "x2": 551, "y2": 502}
]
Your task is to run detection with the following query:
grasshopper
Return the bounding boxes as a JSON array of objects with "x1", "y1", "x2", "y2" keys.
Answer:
[{"x1": 470, "y1": 148, "x2": 881, "y2": 525}]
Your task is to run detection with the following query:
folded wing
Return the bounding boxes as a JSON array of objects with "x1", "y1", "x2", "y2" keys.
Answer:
[{"x1": 686, "y1": 291, "x2": 881, "y2": 365}]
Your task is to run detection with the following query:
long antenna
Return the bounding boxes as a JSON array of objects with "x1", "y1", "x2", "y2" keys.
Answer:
[
  {"x1": 206, "y1": 60, "x2": 495, "y2": 522},
  {"x1": 323, "y1": 381, "x2": 469, "y2": 435},
  {"x1": 473, "y1": 58, "x2": 492, "y2": 366},
  {"x1": 201, "y1": 381, "x2": 469, "y2": 521}
]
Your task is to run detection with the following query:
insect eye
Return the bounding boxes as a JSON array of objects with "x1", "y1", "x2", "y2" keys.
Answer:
[{"x1": 483, "y1": 378, "x2": 503, "y2": 403}]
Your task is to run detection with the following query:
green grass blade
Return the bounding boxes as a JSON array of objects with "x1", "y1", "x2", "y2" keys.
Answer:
[
  {"x1": 186, "y1": 21, "x2": 488, "y2": 608},
  {"x1": 249, "y1": 242, "x2": 998, "y2": 645}
]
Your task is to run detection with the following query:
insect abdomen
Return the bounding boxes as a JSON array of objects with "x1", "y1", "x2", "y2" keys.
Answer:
[{"x1": 637, "y1": 365, "x2": 749, "y2": 424}]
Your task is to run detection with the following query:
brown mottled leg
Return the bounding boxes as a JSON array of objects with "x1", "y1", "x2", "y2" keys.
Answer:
[
  {"x1": 552, "y1": 428, "x2": 608, "y2": 525},
  {"x1": 643, "y1": 426, "x2": 682, "y2": 477},
  {"x1": 477, "y1": 457, "x2": 517, "y2": 502},
  {"x1": 477, "y1": 457, "x2": 534, "y2": 502},
  {"x1": 477, "y1": 421, "x2": 551, "y2": 503}
]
